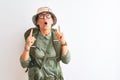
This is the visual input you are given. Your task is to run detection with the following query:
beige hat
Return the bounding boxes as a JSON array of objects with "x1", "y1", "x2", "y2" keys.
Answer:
[{"x1": 32, "y1": 7, "x2": 57, "y2": 27}]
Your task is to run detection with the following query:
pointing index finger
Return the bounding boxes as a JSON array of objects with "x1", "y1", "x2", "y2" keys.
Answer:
[
  {"x1": 29, "y1": 29, "x2": 33, "y2": 37},
  {"x1": 58, "y1": 25, "x2": 61, "y2": 32}
]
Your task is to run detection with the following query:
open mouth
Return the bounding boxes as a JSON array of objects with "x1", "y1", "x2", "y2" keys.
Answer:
[{"x1": 44, "y1": 22, "x2": 47, "y2": 25}]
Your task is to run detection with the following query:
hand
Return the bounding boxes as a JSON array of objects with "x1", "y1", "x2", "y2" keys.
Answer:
[
  {"x1": 25, "y1": 29, "x2": 36, "y2": 50},
  {"x1": 56, "y1": 25, "x2": 66, "y2": 44}
]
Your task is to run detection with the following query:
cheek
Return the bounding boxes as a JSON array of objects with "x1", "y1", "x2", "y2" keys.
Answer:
[
  {"x1": 37, "y1": 20, "x2": 42, "y2": 25},
  {"x1": 50, "y1": 19, "x2": 54, "y2": 24}
]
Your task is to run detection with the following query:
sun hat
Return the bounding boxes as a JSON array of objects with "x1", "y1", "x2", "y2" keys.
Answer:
[{"x1": 32, "y1": 7, "x2": 57, "y2": 27}]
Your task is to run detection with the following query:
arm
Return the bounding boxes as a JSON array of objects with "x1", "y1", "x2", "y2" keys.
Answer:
[
  {"x1": 20, "y1": 29, "x2": 36, "y2": 68},
  {"x1": 55, "y1": 26, "x2": 71, "y2": 64},
  {"x1": 61, "y1": 45, "x2": 71, "y2": 64},
  {"x1": 20, "y1": 45, "x2": 31, "y2": 68}
]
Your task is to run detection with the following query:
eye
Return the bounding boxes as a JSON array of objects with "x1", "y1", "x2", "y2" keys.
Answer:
[
  {"x1": 46, "y1": 14, "x2": 51, "y2": 18},
  {"x1": 38, "y1": 14, "x2": 44, "y2": 19}
]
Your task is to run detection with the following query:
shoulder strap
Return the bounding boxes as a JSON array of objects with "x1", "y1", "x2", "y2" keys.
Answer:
[{"x1": 51, "y1": 29, "x2": 62, "y2": 62}]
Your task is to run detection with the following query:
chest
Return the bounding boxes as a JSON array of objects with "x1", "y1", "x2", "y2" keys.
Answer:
[{"x1": 34, "y1": 35, "x2": 56, "y2": 59}]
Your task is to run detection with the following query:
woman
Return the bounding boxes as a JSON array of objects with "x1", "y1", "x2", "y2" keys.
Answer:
[{"x1": 20, "y1": 7, "x2": 70, "y2": 80}]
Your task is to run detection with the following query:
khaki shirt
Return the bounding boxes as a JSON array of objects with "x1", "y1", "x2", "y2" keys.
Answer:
[{"x1": 20, "y1": 31, "x2": 70, "y2": 80}]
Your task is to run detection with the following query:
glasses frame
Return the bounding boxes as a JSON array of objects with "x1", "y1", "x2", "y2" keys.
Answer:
[{"x1": 38, "y1": 13, "x2": 52, "y2": 19}]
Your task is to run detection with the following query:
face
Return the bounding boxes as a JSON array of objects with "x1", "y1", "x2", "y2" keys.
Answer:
[{"x1": 36, "y1": 12, "x2": 53, "y2": 30}]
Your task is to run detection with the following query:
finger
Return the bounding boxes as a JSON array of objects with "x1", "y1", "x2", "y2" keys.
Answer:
[
  {"x1": 29, "y1": 29, "x2": 33, "y2": 37},
  {"x1": 58, "y1": 25, "x2": 61, "y2": 32}
]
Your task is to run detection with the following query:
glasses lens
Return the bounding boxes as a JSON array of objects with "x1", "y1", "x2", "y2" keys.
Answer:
[
  {"x1": 38, "y1": 13, "x2": 51, "y2": 19},
  {"x1": 38, "y1": 14, "x2": 44, "y2": 19},
  {"x1": 45, "y1": 14, "x2": 51, "y2": 19}
]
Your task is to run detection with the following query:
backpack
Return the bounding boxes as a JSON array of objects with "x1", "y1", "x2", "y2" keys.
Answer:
[{"x1": 24, "y1": 27, "x2": 62, "y2": 72}]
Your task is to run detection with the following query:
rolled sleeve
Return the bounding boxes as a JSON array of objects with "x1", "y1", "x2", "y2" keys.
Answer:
[
  {"x1": 61, "y1": 50, "x2": 71, "y2": 64},
  {"x1": 20, "y1": 56, "x2": 31, "y2": 68}
]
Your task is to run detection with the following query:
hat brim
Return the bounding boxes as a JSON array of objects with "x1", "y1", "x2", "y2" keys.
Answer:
[{"x1": 32, "y1": 12, "x2": 57, "y2": 27}]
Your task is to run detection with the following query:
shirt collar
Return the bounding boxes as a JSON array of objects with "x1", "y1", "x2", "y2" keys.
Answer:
[{"x1": 39, "y1": 32, "x2": 51, "y2": 40}]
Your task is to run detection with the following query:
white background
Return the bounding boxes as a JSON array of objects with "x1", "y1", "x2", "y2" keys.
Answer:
[{"x1": 0, "y1": 0, "x2": 120, "y2": 80}]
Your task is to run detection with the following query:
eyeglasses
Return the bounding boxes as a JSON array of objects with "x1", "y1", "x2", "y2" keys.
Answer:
[{"x1": 38, "y1": 13, "x2": 52, "y2": 19}]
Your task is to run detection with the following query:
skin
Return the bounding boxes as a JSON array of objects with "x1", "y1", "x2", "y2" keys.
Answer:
[{"x1": 21, "y1": 12, "x2": 68, "y2": 61}]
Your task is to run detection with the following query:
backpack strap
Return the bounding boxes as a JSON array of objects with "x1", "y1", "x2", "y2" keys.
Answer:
[{"x1": 51, "y1": 29, "x2": 62, "y2": 62}]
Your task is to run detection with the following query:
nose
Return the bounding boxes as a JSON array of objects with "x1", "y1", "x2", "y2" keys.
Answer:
[
  {"x1": 43, "y1": 15, "x2": 47, "y2": 19},
  {"x1": 43, "y1": 17, "x2": 47, "y2": 19}
]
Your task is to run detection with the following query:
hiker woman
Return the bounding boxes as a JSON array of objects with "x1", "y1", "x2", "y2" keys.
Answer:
[{"x1": 20, "y1": 7, "x2": 70, "y2": 80}]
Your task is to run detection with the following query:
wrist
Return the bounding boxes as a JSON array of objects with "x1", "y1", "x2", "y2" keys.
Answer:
[
  {"x1": 24, "y1": 47, "x2": 30, "y2": 52},
  {"x1": 24, "y1": 45, "x2": 30, "y2": 52}
]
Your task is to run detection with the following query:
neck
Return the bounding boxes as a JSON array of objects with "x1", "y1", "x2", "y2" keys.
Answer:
[{"x1": 40, "y1": 29, "x2": 51, "y2": 36}]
